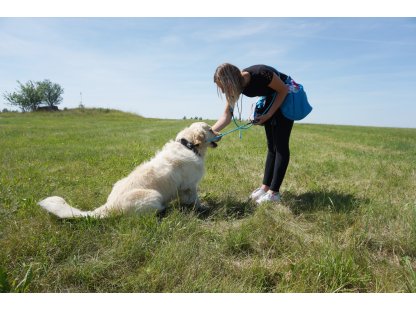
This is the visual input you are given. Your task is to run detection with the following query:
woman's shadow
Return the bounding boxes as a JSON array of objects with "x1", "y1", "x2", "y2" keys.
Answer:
[
  {"x1": 191, "y1": 190, "x2": 366, "y2": 220},
  {"x1": 283, "y1": 190, "x2": 367, "y2": 215}
]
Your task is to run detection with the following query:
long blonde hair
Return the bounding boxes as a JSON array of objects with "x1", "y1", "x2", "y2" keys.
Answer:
[{"x1": 213, "y1": 63, "x2": 244, "y2": 108}]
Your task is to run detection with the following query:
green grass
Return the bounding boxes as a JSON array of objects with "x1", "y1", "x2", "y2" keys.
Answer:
[{"x1": 0, "y1": 108, "x2": 415, "y2": 292}]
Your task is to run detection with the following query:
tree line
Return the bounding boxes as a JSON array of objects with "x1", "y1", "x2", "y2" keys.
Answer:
[{"x1": 3, "y1": 80, "x2": 64, "y2": 112}]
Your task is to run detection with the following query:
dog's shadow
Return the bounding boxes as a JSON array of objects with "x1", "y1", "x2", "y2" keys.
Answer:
[
  {"x1": 162, "y1": 194, "x2": 256, "y2": 221},
  {"x1": 199, "y1": 195, "x2": 257, "y2": 220},
  {"x1": 283, "y1": 190, "x2": 367, "y2": 215}
]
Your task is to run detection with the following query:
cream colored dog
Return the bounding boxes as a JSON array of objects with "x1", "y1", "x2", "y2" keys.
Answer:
[{"x1": 39, "y1": 122, "x2": 219, "y2": 219}]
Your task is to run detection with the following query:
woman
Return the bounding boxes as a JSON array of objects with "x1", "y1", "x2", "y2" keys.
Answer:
[{"x1": 212, "y1": 63, "x2": 295, "y2": 204}]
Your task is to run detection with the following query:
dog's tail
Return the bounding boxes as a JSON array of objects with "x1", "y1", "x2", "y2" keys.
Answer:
[{"x1": 38, "y1": 196, "x2": 111, "y2": 219}]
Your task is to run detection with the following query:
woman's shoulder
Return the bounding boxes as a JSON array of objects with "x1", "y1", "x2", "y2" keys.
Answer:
[
  {"x1": 246, "y1": 64, "x2": 279, "y2": 77},
  {"x1": 244, "y1": 64, "x2": 278, "y2": 85},
  {"x1": 244, "y1": 64, "x2": 277, "y2": 72},
  {"x1": 245, "y1": 64, "x2": 289, "y2": 83}
]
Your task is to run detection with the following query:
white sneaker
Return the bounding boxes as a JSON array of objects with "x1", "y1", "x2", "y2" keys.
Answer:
[
  {"x1": 249, "y1": 187, "x2": 266, "y2": 201},
  {"x1": 256, "y1": 192, "x2": 281, "y2": 204}
]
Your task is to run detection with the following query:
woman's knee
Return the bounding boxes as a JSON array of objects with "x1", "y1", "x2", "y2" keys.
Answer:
[{"x1": 276, "y1": 145, "x2": 290, "y2": 158}]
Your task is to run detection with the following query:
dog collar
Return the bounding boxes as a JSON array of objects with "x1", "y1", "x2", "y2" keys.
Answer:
[{"x1": 179, "y1": 138, "x2": 200, "y2": 156}]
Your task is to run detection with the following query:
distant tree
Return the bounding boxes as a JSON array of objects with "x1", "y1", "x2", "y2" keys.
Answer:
[
  {"x1": 3, "y1": 80, "x2": 64, "y2": 112},
  {"x1": 37, "y1": 79, "x2": 64, "y2": 108},
  {"x1": 3, "y1": 80, "x2": 43, "y2": 112},
  {"x1": 183, "y1": 116, "x2": 187, "y2": 120}
]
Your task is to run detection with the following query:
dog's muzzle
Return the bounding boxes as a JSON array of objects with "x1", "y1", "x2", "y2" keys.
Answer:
[
  {"x1": 207, "y1": 135, "x2": 221, "y2": 148},
  {"x1": 206, "y1": 128, "x2": 221, "y2": 148}
]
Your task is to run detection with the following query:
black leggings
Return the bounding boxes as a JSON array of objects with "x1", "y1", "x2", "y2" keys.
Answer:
[{"x1": 263, "y1": 109, "x2": 294, "y2": 192}]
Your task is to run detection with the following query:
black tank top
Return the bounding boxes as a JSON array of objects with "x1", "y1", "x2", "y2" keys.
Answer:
[{"x1": 242, "y1": 64, "x2": 288, "y2": 97}]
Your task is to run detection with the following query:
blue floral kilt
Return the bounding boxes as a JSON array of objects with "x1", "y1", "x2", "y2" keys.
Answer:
[{"x1": 280, "y1": 77, "x2": 312, "y2": 121}]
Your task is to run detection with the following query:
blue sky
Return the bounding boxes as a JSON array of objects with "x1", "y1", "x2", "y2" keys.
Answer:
[{"x1": 1, "y1": 17, "x2": 415, "y2": 128}]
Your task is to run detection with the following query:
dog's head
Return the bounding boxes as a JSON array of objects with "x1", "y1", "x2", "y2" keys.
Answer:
[{"x1": 176, "y1": 122, "x2": 220, "y2": 157}]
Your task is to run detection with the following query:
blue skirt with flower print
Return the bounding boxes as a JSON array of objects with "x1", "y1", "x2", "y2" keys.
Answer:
[{"x1": 280, "y1": 77, "x2": 312, "y2": 121}]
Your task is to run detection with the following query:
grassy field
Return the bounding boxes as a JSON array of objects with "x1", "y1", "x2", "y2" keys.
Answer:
[{"x1": 0, "y1": 108, "x2": 415, "y2": 292}]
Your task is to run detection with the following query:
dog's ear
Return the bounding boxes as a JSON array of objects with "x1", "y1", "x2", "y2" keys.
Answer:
[{"x1": 192, "y1": 130, "x2": 205, "y2": 146}]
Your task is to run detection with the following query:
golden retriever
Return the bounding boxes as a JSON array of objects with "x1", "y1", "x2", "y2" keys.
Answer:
[{"x1": 38, "y1": 122, "x2": 219, "y2": 218}]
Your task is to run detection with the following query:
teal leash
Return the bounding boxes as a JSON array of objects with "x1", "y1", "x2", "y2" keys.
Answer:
[
  {"x1": 210, "y1": 120, "x2": 253, "y2": 141},
  {"x1": 207, "y1": 92, "x2": 276, "y2": 143},
  {"x1": 206, "y1": 121, "x2": 253, "y2": 143},
  {"x1": 206, "y1": 108, "x2": 253, "y2": 143}
]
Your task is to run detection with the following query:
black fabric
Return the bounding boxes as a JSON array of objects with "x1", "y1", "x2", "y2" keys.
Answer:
[
  {"x1": 179, "y1": 138, "x2": 200, "y2": 156},
  {"x1": 262, "y1": 110, "x2": 294, "y2": 192},
  {"x1": 242, "y1": 64, "x2": 288, "y2": 97}
]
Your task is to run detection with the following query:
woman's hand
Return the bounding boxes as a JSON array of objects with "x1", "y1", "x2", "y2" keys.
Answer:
[
  {"x1": 211, "y1": 129, "x2": 221, "y2": 136},
  {"x1": 253, "y1": 113, "x2": 271, "y2": 125}
]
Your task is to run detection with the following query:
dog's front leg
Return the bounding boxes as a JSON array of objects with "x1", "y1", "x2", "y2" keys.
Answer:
[{"x1": 179, "y1": 187, "x2": 200, "y2": 208}]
